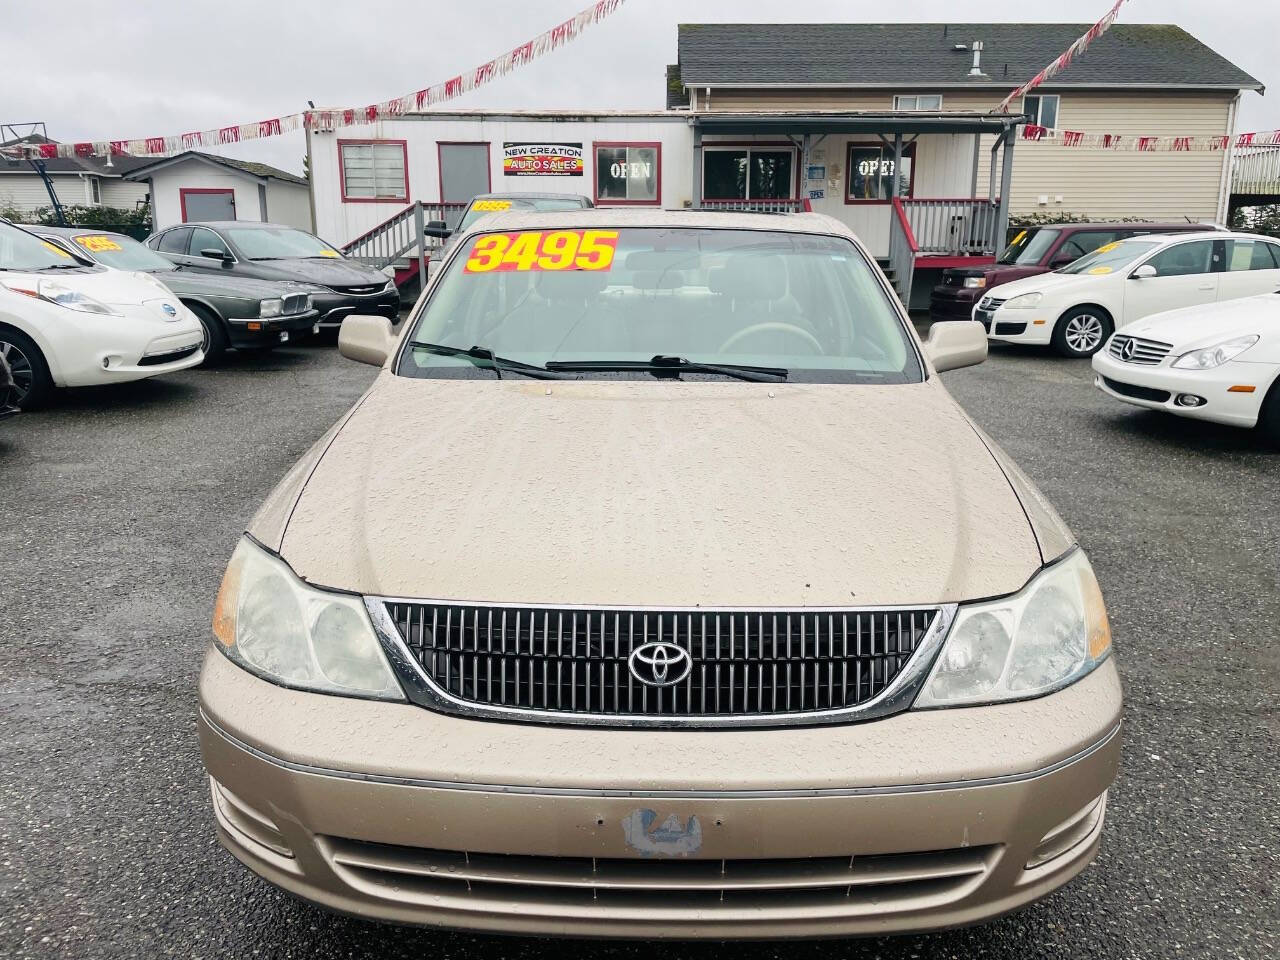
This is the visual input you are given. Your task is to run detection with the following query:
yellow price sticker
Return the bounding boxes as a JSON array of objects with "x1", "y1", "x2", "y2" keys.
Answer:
[
  {"x1": 1011, "y1": 230, "x2": 1028, "y2": 245},
  {"x1": 464, "y1": 230, "x2": 619, "y2": 274},
  {"x1": 1087, "y1": 266, "x2": 1113, "y2": 275},
  {"x1": 1093, "y1": 242, "x2": 1120, "y2": 254},
  {"x1": 74, "y1": 235, "x2": 123, "y2": 253},
  {"x1": 317, "y1": 249, "x2": 341, "y2": 258},
  {"x1": 41, "y1": 241, "x2": 71, "y2": 258},
  {"x1": 471, "y1": 199, "x2": 513, "y2": 212}
]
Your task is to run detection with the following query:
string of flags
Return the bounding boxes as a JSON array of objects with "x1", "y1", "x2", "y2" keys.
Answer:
[
  {"x1": 0, "y1": 0, "x2": 627, "y2": 161},
  {"x1": 996, "y1": 0, "x2": 1127, "y2": 112},
  {"x1": 1022, "y1": 126, "x2": 1280, "y2": 151}
]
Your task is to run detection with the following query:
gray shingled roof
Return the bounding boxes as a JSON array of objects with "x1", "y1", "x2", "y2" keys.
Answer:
[
  {"x1": 0, "y1": 135, "x2": 154, "y2": 177},
  {"x1": 676, "y1": 23, "x2": 1262, "y2": 90},
  {"x1": 122, "y1": 150, "x2": 307, "y2": 185}
]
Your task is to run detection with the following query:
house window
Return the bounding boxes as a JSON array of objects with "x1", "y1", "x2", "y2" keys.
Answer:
[
  {"x1": 1023, "y1": 94, "x2": 1060, "y2": 130},
  {"x1": 339, "y1": 140, "x2": 408, "y2": 201},
  {"x1": 595, "y1": 143, "x2": 661, "y2": 205},
  {"x1": 893, "y1": 94, "x2": 942, "y2": 111},
  {"x1": 87, "y1": 177, "x2": 101, "y2": 205},
  {"x1": 846, "y1": 144, "x2": 914, "y2": 203},
  {"x1": 703, "y1": 147, "x2": 796, "y2": 200}
]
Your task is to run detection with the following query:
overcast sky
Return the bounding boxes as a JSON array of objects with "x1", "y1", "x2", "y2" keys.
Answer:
[{"x1": 5, "y1": 0, "x2": 1275, "y2": 174}]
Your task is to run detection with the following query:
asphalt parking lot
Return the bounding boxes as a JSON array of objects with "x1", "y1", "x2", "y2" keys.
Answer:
[{"x1": 1, "y1": 339, "x2": 1276, "y2": 959}]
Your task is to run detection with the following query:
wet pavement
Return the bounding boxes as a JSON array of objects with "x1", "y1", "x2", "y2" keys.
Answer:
[{"x1": 1, "y1": 339, "x2": 1276, "y2": 958}]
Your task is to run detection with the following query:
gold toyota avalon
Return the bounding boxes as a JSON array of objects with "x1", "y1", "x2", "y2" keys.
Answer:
[{"x1": 200, "y1": 210, "x2": 1121, "y2": 939}]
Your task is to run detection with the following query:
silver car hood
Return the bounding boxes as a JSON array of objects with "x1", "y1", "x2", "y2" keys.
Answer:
[{"x1": 259, "y1": 372, "x2": 1051, "y2": 607}]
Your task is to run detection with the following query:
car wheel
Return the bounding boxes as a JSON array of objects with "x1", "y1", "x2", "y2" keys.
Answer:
[
  {"x1": 0, "y1": 327, "x2": 53, "y2": 409},
  {"x1": 189, "y1": 304, "x2": 230, "y2": 363},
  {"x1": 1052, "y1": 307, "x2": 1113, "y2": 358},
  {"x1": 1259, "y1": 378, "x2": 1280, "y2": 447}
]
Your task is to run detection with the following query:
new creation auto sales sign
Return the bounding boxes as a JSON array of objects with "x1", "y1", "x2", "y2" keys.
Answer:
[{"x1": 503, "y1": 142, "x2": 584, "y2": 176}]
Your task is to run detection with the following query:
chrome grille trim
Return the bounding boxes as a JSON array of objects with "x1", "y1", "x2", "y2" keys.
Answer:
[
  {"x1": 365, "y1": 599, "x2": 956, "y2": 729},
  {"x1": 1108, "y1": 334, "x2": 1173, "y2": 365},
  {"x1": 282, "y1": 293, "x2": 309, "y2": 316}
]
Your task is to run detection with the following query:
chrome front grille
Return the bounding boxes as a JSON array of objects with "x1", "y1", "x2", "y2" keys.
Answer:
[
  {"x1": 1108, "y1": 334, "x2": 1172, "y2": 365},
  {"x1": 977, "y1": 296, "x2": 1006, "y2": 312},
  {"x1": 377, "y1": 603, "x2": 943, "y2": 726},
  {"x1": 282, "y1": 293, "x2": 309, "y2": 316}
]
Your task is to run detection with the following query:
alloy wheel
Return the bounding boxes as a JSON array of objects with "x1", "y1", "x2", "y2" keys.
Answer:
[
  {"x1": 0, "y1": 339, "x2": 32, "y2": 406},
  {"x1": 1064, "y1": 314, "x2": 1104, "y2": 354}
]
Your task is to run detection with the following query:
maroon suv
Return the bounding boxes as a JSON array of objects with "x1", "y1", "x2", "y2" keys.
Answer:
[{"x1": 930, "y1": 222, "x2": 1218, "y2": 320}]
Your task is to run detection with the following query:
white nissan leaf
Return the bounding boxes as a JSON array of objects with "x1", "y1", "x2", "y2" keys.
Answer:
[{"x1": 0, "y1": 219, "x2": 204, "y2": 407}]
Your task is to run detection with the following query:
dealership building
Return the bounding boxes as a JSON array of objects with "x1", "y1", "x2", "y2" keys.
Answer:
[{"x1": 306, "y1": 22, "x2": 1262, "y2": 304}]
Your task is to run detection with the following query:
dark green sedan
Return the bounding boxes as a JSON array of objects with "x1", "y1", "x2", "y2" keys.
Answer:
[{"x1": 37, "y1": 227, "x2": 323, "y2": 361}]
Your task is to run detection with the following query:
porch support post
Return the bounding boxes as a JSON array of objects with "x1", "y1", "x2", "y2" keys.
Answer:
[
  {"x1": 892, "y1": 133, "x2": 904, "y2": 198},
  {"x1": 988, "y1": 134, "x2": 1000, "y2": 202},
  {"x1": 970, "y1": 133, "x2": 981, "y2": 198},
  {"x1": 996, "y1": 127, "x2": 1016, "y2": 251},
  {"x1": 692, "y1": 123, "x2": 703, "y2": 209}
]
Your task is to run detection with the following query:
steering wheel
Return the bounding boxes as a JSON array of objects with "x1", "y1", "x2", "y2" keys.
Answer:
[{"x1": 719, "y1": 322, "x2": 825, "y2": 356}]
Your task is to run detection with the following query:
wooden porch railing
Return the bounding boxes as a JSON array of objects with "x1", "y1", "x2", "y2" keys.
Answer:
[
  {"x1": 340, "y1": 200, "x2": 468, "y2": 285},
  {"x1": 887, "y1": 198, "x2": 1002, "y2": 302},
  {"x1": 887, "y1": 199, "x2": 919, "y2": 303},
  {"x1": 1232, "y1": 146, "x2": 1280, "y2": 199}
]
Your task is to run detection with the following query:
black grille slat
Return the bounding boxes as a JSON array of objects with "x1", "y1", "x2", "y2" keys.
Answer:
[{"x1": 386, "y1": 604, "x2": 937, "y2": 720}]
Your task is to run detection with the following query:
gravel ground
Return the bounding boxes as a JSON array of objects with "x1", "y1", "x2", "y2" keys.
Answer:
[{"x1": 0, "y1": 340, "x2": 1276, "y2": 959}]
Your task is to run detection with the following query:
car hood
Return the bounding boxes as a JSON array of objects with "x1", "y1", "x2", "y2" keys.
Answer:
[
  {"x1": 247, "y1": 257, "x2": 388, "y2": 286},
  {"x1": 154, "y1": 268, "x2": 315, "y2": 300},
  {"x1": 1, "y1": 266, "x2": 178, "y2": 308},
  {"x1": 1124, "y1": 292, "x2": 1280, "y2": 350},
  {"x1": 260, "y1": 374, "x2": 1052, "y2": 608},
  {"x1": 988, "y1": 270, "x2": 1088, "y2": 300}
]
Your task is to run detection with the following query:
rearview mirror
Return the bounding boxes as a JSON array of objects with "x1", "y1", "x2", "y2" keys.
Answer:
[
  {"x1": 1131, "y1": 264, "x2": 1157, "y2": 279},
  {"x1": 925, "y1": 320, "x2": 987, "y2": 373},
  {"x1": 338, "y1": 314, "x2": 395, "y2": 367},
  {"x1": 424, "y1": 220, "x2": 452, "y2": 239}
]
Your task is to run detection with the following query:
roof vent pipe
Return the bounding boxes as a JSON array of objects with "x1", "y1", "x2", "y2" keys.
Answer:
[{"x1": 969, "y1": 40, "x2": 985, "y2": 76}]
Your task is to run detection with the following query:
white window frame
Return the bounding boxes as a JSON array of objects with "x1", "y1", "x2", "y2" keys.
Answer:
[
  {"x1": 893, "y1": 94, "x2": 943, "y2": 112},
  {"x1": 1022, "y1": 94, "x2": 1061, "y2": 132},
  {"x1": 701, "y1": 145, "x2": 799, "y2": 201},
  {"x1": 339, "y1": 140, "x2": 409, "y2": 202},
  {"x1": 83, "y1": 176, "x2": 102, "y2": 206}
]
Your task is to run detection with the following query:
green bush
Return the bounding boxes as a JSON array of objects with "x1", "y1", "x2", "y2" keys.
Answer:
[{"x1": 2, "y1": 203, "x2": 152, "y2": 240}]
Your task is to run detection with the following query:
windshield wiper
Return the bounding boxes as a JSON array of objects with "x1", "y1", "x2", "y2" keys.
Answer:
[
  {"x1": 406, "y1": 342, "x2": 569, "y2": 380},
  {"x1": 249, "y1": 256, "x2": 287, "y2": 261},
  {"x1": 546, "y1": 355, "x2": 788, "y2": 382},
  {"x1": 42, "y1": 263, "x2": 86, "y2": 270}
]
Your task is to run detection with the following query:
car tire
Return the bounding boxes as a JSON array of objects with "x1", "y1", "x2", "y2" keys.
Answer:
[
  {"x1": 188, "y1": 303, "x2": 230, "y2": 363},
  {"x1": 1259, "y1": 378, "x2": 1280, "y2": 447},
  {"x1": 1052, "y1": 306, "x2": 1113, "y2": 358},
  {"x1": 0, "y1": 326, "x2": 53, "y2": 410}
]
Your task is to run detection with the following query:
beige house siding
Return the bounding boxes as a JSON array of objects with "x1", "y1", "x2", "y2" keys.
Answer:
[{"x1": 697, "y1": 88, "x2": 1236, "y2": 221}]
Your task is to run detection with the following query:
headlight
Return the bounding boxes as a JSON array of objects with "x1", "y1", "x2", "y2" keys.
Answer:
[
  {"x1": 914, "y1": 549, "x2": 1111, "y2": 708},
  {"x1": 1171, "y1": 334, "x2": 1259, "y2": 370},
  {"x1": 963, "y1": 276, "x2": 987, "y2": 289},
  {"x1": 2, "y1": 278, "x2": 119, "y2": 316},
  {"x1": 384, "y1": 278, "x2": 397, "y2": 292},
  {"x1": 1004, "y1": 292, "x2": 1043, "y2": 310},
  {"x1": 259, "y1": 298, "x2": 283, "y2": 319},
  {"x1": 211, "y1": 538, "x2": 404, "y2": 700}
]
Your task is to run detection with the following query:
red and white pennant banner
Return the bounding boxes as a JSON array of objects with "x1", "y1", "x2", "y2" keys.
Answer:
[
  {"x1": 1022, "y1": 126, "x2": 1280, "y2": 151},
  {"x1": 996, "y1": 0, "x2": 1127, "y2": 113},
  {"x1": 1, "y1": 0, "x2": 626, "y2": 161}
]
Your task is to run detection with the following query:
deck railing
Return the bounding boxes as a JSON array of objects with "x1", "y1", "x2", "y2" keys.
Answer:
[
  {"x1": 899, "y1": 198, "x2": 1002, "y2": 256},
  {"x1": 699, "y1": 198, "x2": 811, "y2": 213},
  {"x1": 887, "y1": 200, "x2": 919, "y2": 302},
  {"x1": 341, "y1": 201, "x2": 468, "y2": 283},
  {"x1": 1232, "y1": 146, "x2": 1280, "y2": 198}
]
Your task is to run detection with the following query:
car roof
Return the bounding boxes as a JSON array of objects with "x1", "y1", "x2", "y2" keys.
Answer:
[
  {"x1": 455, "y1": 208, "x2": 855, "y2": 237},
  {"x1": 472, "y1": 192, "x2": 591, "y2": 202},
  {"x1": 1050, "y1": 221, "x2": 1223, "y2": 231},
  {"x1": 177, "y1": 221, "x2": 301, "y2": 230},
  {"x1": 35, "y1": 225, "x2": 130, "y2": 240},
  {"x1": 1116, "y1": 230, "x2": 1246, "y2": 244}
]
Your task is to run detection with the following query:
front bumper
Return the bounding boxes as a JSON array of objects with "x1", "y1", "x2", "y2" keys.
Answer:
[
  {"x1": 1091, "y1": 350, "x2": 1272, "y2": 428},
  {"x1": 312, "y1": 289, "x2": 400, "y2": 329},
  {"x1": 930, "y1": 285, "x2": 982, "y2": 321},
  {"x1": 226, "y1": 309, "x2": 320, "y2": 348},
  {"x1": 977, "y1": 305, "x2": 1053, "y2": 345},
  {"x1": 199, "y1": 650, "x2": 1122, "y2": 939}
]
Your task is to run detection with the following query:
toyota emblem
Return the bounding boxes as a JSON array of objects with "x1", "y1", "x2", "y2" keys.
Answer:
[
  {"x1": 628, "y1": 642, "x2": 692, "y2": 687},
  {"x1": 1119, "y1": 338, "x2": 1136, "y2": 361}
]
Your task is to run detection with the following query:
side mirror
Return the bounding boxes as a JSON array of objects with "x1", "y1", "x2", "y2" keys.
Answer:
[
  {"x1": 1049, "y1": 254, "x2": 1076, "y2": 268},
  {"x1": 199, "y1": 248, "x2": 232, "y2": 264},
  {"x1": 424, "y1": 220, "x2": 452, "y2": 239},
  {"x1": 925, "y1": 320, "x2": 987, "y2": 373},
  {"x1": 1130, "y1": 264, "x2": 1157, "y2": 279},
  {"x1": 338, "y1": 314, "x2": 395, "y2": 367}
]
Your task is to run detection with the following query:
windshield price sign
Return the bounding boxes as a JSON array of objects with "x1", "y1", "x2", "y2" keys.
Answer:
[
  {"x1": 502, "y1": 142, "x2": 584, "y2": 177},
  {"x1": 465, "y1": 230, "x2": 617, "y2": 273},
  {"x1": 74, "y1": 235, "x2": 123, "y2": 253}
]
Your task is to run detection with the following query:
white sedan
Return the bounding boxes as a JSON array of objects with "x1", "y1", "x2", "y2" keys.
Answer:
[
  {"x1": 0, "y1": 219, "x2": 203, "y2": 407},
  {"x1": 975, "y1": 231, "x2": 1280, "y2": 358},
  {"x1": 1091, "y1": 291, "x2": 1280, "y2": 441}
]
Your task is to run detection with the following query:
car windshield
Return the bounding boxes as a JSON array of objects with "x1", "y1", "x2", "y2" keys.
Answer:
[
  {"x1": 458, "y1": 198, "x2": 586, "y2": 233},
  {"x1": 224, "y1": 226, "x2": 342, "y2": 260},
  {"x1": 1057, "y1": 240, "x2": 1160, "y2": 275},
  {"x1": 70, "y1": 233, "x2": 176, "y2": 272},
  {"x1": 0, "y1": 221, "x2": 85, "y2": 271},
  {"x1": 997, "y1": 227, "x2": 1060, "y2": 266},
  {"x1": 399, "y1": 227, "x2": 921, "y2": 384}
]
